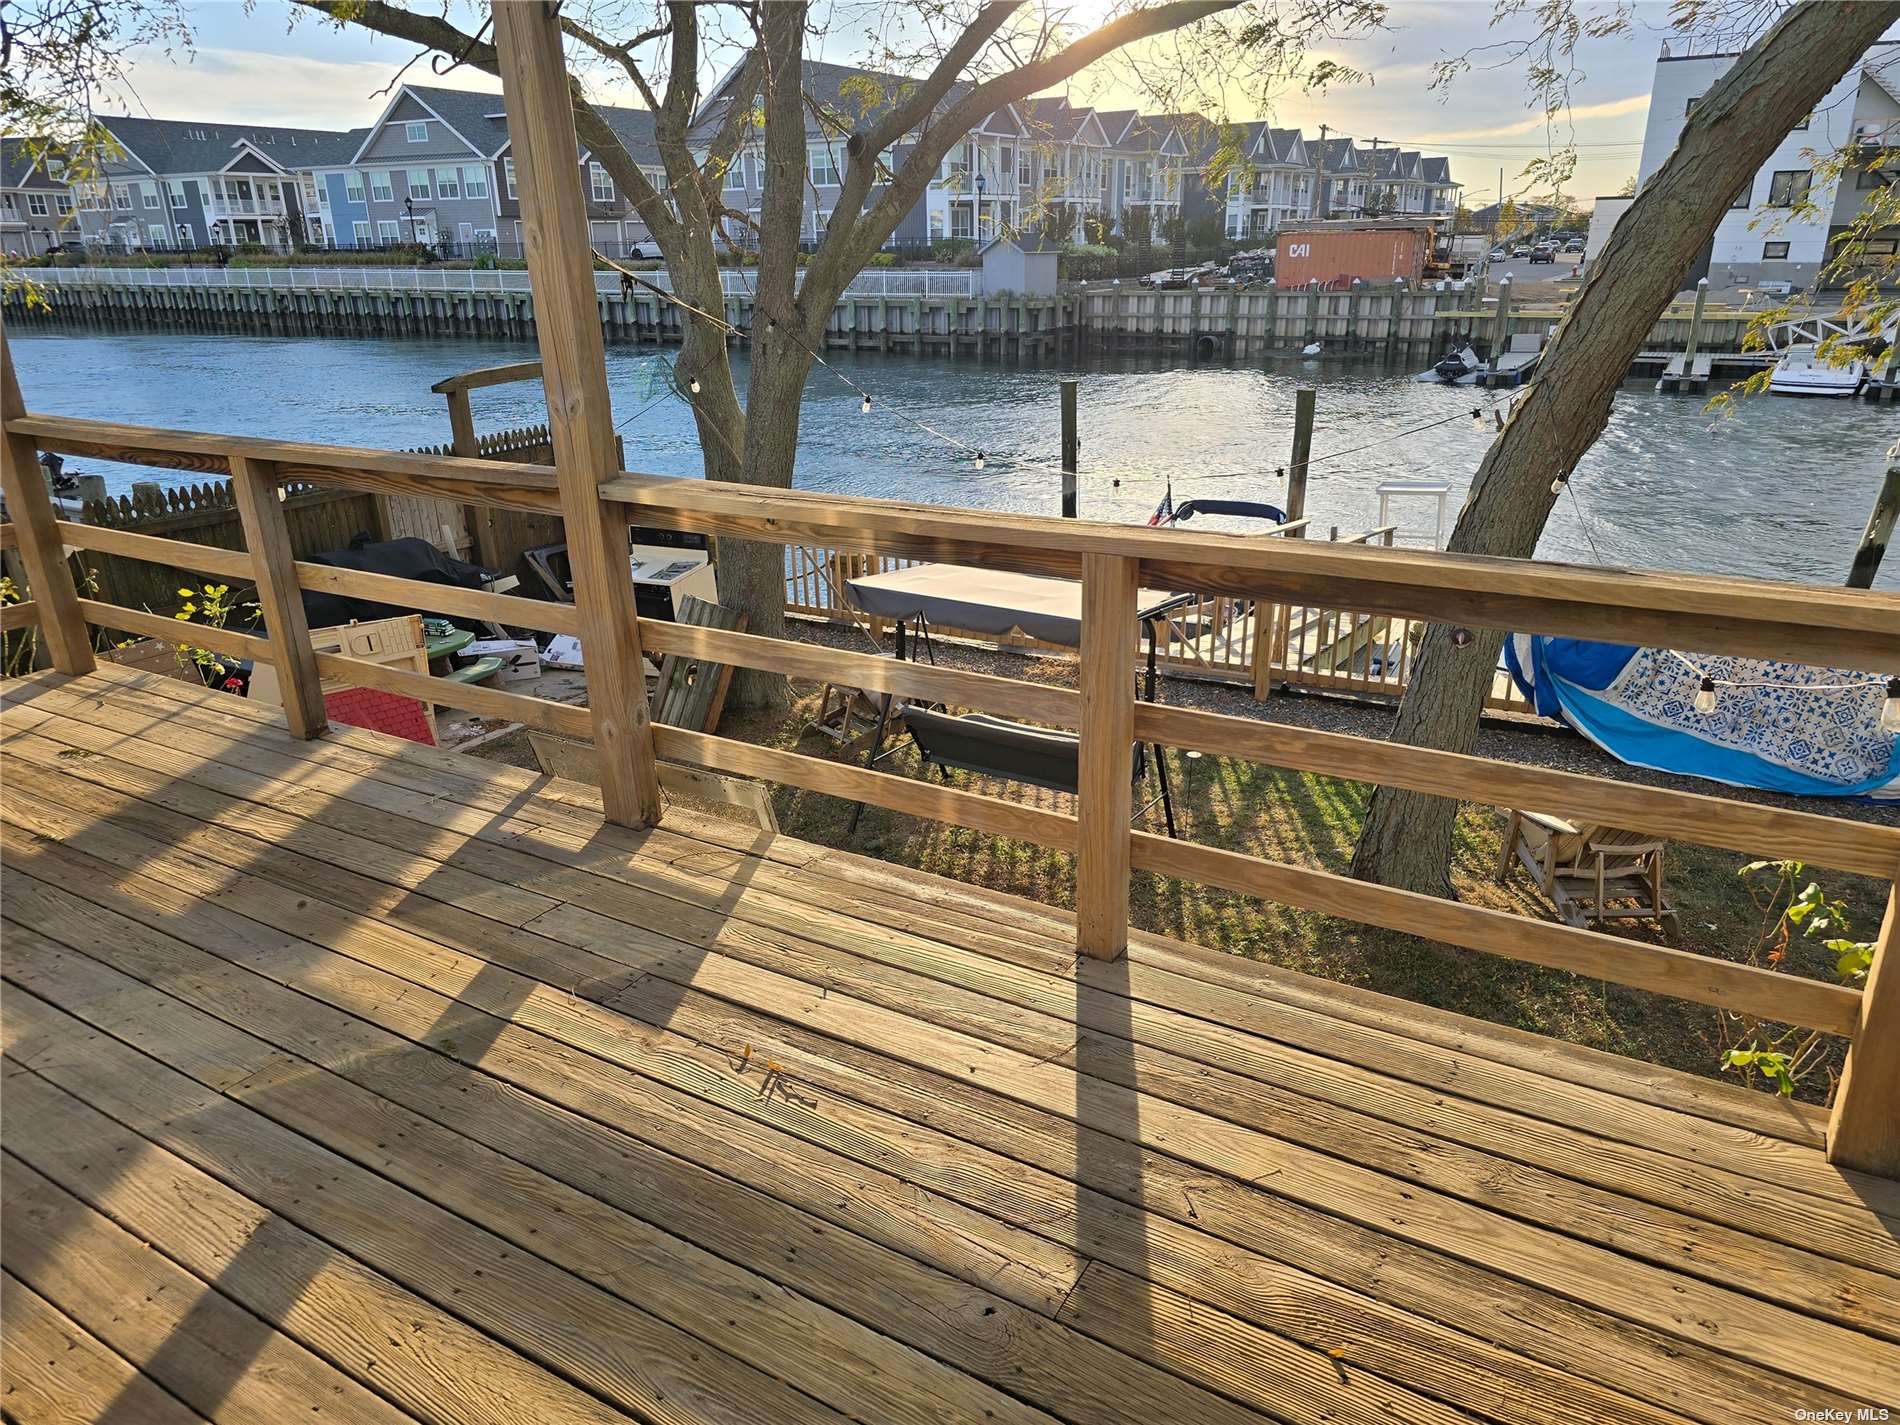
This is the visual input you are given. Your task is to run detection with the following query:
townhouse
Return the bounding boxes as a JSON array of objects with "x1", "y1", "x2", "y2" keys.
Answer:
[
  {"x1": 1630, "y1": 39, "x2": 1900, "y2": 287},
  {"x1": 310, "y1": 84, "x2": 664, "y2": 256},
  {"x1": 1221, "y1": 129, "x2": 1457, "y2": 238},
  {"x1": 1, "y1": 139, "x2": 75, "y2": 256},
  {"x1": 64, "y1": 116, "x2": 355, "y2": 251}
]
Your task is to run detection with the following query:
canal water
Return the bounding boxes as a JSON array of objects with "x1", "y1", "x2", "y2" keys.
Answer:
[{"x1": 15, "y1": 326, "x2": 1897, "y2": 588}]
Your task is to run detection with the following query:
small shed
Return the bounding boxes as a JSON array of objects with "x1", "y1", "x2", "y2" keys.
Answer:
[{"x1": 979, "y1": 235, "x2": 1059, "y2": 297}]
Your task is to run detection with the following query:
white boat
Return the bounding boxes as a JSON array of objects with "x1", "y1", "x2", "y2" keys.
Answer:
[{"x1": 1767, "y1": 343, "x2": 1867, "y2": 397}]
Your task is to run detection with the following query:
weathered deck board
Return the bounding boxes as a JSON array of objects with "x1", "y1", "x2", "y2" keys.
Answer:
[{"x1": 2, "y1": 663, "x2": 1893, "y2": 1425}]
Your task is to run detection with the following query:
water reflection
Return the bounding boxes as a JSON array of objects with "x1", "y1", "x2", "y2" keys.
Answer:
[{"x1": 17, "y1": 327, "x2": 1896, "y2": 587}]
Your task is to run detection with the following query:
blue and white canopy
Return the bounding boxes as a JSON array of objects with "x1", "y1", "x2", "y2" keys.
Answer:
[{"x1": 1504, "y1": 636, "x2": 1900, "y2": 800}]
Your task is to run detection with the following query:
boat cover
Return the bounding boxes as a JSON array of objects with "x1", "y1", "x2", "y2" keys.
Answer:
[
  {"x1": 1504, "y1": 635, "x2": 1899, "y2": 800},
  {"x1": 844, "y1": 564, "x2": 1188, "y2": 647}
]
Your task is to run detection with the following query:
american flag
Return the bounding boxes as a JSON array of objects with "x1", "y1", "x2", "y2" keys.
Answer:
[{"x1": 1147, "y1": 488, "x2": 1174, "y2": 527}]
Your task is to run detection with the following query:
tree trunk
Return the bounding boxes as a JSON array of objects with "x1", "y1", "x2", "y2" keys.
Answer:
[{"x1": 1351, "y1": 0, "x2": 1900, "y2": 894}]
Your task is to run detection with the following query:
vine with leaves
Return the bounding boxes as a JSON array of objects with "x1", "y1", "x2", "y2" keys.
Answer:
[{"x1": 1719, "y1": 858, "x2": 1876, "y2": 1096}]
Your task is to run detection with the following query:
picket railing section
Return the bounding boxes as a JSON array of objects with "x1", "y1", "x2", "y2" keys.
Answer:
[
  {"x1": 32, "y1": 263, "x2": 982, "y2": 301},
  {"x1": 5, "y1": 407, "x2": 1898, "y2": 1178}
]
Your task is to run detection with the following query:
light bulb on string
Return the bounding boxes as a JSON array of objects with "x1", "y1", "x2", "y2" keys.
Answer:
[
  {"x1": 1882, "y1": 676, "x2": 1900, "y2": 735},
  {"x1": 689, "y1": 377, "x2": 701, "y2": 395},
  {"x1": 973, "y1": 451, "x2": 986, "y2": 470},
  {"x1": 1693, "y1": 676, "x2": 1719, "y2": 716},
  {"x1": 861, "y1": 394, "x2": 872, "y2": 414},
  {"x1": 1550, "y1": 475, "x2": 1566, "y2": 496},
  {"x1": 1470, "y1": 408, "x2": 1484, "y2": 430}
]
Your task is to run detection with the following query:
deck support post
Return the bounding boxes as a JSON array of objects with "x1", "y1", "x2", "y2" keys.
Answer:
[
  {"x1": 231, "y1": 453, "x2": 327, "y2": 740},
  {"x1": 1828, "y1": 869, "x2": 1900, "y2": 1178},
  {"x1": 1076, "y1": 553, "x2": 1137, "y2": 961},
  {"x1": 494, "y1": 0, "x2": 662, "y2": 828},
  {"x1": 0, "y1": 322, "x2": 93, "y2": 675}
]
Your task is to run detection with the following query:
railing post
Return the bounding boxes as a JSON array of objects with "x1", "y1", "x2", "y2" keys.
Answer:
[
  {"x1": 494, "y1": 0, "x2": 662, "y2": 828},
  {"x1": 0, "y1": 323, "x2": 93, "y2": 675},
  {"x1": 230, "y1": 453, "x2": 327, "y2": 740},
  {"x1": 1076, "y1": 552, "x2": 1137, "y2": 960},
  {"x1": 1829, "y1": 870, "x2": 1900, "y2": 1178}
]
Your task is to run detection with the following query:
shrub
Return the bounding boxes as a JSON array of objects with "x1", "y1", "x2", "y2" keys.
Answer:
[{"x1": 1059, "y1": 242, "x2": 1118, "y2": 281}]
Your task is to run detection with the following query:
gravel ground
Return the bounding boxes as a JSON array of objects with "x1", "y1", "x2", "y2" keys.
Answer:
[{"x1": 787, "y1": 617, "x2": 1900, "y2": 829}]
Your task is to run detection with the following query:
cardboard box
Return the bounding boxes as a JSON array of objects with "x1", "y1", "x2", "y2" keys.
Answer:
[{"x1": 463, "y1": 637, "x2": 542, "y2": 684}]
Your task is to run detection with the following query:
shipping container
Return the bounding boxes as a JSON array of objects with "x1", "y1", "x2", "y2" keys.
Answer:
[{"x1": 1274, "y1": 221, "x2": 1435, "y2": 287}]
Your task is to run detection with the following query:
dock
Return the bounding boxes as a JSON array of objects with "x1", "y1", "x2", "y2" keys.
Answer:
[
  {"x1": 5, "y1": 662, "x2": 1899, "y2": 1424},
  {"x1": 1655, "y1": 351, "x2": 1715, "y2": 393}
]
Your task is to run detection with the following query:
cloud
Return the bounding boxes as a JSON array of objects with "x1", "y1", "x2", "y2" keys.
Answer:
[
  {"x1": 1411, "y1": 92, "x2": 1651, "y2": 143},
  {"x1": 99, "y1": 45, "x2": 498, "y2": 128}
]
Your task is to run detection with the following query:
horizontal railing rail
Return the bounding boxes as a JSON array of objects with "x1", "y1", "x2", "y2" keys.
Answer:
[{"x1": 4, "y1": 404, "x2": 1895, "y2": 1176}]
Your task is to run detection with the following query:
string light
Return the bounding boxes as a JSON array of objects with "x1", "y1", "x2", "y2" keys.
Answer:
[
  {"x1": 973, "y1": 451, "x2": 986, "y2": 469},
  {"x1": 1883, "y1": 676, "x2": 1900, "y2": 734},
  {"x1": 689, "y1": 377, "x2": 701, "y2": 394},
  {"x1": 1550, "y1": 474, "x2": 1567, "y2": 495},
  {"x1": 861, "y1": 394, "x2": 872, "y2": 414},
  {"x1": 1470, "y1": 407, "x2": 1484, "y2": 430},
  {"x1": 1693, "y1": 675, "x2": 1719, "y2": 715}
]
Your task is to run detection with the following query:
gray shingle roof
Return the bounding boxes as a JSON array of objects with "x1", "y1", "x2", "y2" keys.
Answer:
[
  {"x1": 1, "y1": 138, "x2": 47, "y2": 188},
  {"x1": 1018, "y1": 97, "x2": 1097, "y2": 144},
  {"x1": 94, "y1": 115, "x2": 356, "y2": 176}
]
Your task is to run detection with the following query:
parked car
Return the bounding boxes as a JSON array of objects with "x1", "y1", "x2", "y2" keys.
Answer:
[
  {"x1": 1512, "y1": 245, "x2": 1531, "y2": 258},
  {"x1": 1489, "y1": 246, "x2": 1508, "y2": 261},
  {"x1": 1528, "y1": 246, "x2": 1555, "y2": 264},
  {"x1": 1562, "y1": 238, "x2": 1584, "y2": 253}
]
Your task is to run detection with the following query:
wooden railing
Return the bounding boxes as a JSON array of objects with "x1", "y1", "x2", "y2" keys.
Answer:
[{"x1": 6, "y1": 403, "x2": 1899, "y2": 1176}]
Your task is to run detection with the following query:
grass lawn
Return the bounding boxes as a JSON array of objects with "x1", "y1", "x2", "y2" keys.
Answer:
[{"x1": 475, "y1": 677, "x2": 1887, "y2": 1105}]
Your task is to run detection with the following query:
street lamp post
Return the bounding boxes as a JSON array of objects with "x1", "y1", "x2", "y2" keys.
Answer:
[{"x1": 975, "y1": 172, "x2": 987, "y2": 239}]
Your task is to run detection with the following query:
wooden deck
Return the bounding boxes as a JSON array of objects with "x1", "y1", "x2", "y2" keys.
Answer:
[{"x1": 3, "y1": 663, "x2": 1897, "y2": 1425}]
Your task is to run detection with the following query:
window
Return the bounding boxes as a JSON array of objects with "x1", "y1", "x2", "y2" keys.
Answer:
[
  {"x1": 1731, "y1": 182, "x2": 1751, "y2": 209},
  {"x1": 405, "y1": 120, "x2": 428, "y2": 143},
  {"x1": 950, "y1": 204, "x2": 973, "y2": 238},
  {"x1": 809, "y1": 144, "x2": 840, "y2": 187},
  {"x1": 55, "y1": 194, "x2": 72, "y2": 215},
  {"x1": 461, "y1": 165, "x2": 489, "y2": 200},
  {"x1": 590, "y1": 162, "x2": 614, "y2": 202},
  {"x1": 345, "y1": 173, "x2": 365, "y2": 204},
  {"x1": 503, "y1": 158, "x2": 517, "y2": 200},
  {"x1": 113, "y1": 184, "x2": 132, "y2": 210},
  {"x1": 1858, "y1": 164, "x2": 1893, "y2": 190},
  {"x1": 1762, "y1": 240, "x2": 1791, "y2": 260},
  {"x1": 435, "y1": 167, "x2": 460, "y2": 199},
  {"x1": 141, "y1": 184, "x2": 160, "y2": 209},
  {"x1": 26, "y1": 193, "x2": 47, "y2": 217},
  {"x1": 149, "y1": 223, "x2": 168, "y2": 246},
  {"x1": 408, "y1": 173, "x2": 432, "y2": 201},
  {"x1": 353, "y1": 219, "x2": 371, "y2": 245},
  {"x1": 1865, "y1": 236, "x2": 1900, "y2": 257},
  {"x1": 377, "y1": 219, "x2": 400, "y2": 241},
  {"x1": 1792, "y1": 113, "x2": 1810, "y2": 131},
  {"x1": 1685, "y1": 95, "x2": 1702, "y2": 116},
  {"x1": 176, "y1": 224, "x2": 190, "y2": 244},
  {"x1": 1767, "y1": 169, "x2": 1811, "y2": 207},
  {"x1": 1017, "y1": 150, "x2": 1031, "y2": 187},
  {"x1": 724, "y1": 153, "x2": 747, "y2": 189},
  {"x1": 370, "y1": 171, "x2": 394, "y2": 203}
]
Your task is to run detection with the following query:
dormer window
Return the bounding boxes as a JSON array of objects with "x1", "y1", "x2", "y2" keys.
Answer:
[{"x1": 405, "y1": 121, "x2": 428, "y2": 143}]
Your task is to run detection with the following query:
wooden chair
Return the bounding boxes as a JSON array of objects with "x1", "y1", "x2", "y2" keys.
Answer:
[{"x1": 1499, "y1": 809, "x2": 1677, "y2": 932}]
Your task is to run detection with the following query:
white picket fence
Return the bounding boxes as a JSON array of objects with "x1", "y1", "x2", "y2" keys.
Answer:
[{"x1": 34, "y1": 264, "x2": 981, "y2": 301}]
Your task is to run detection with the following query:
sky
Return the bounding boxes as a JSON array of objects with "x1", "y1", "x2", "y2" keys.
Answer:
[{"x1": 99, "y1": 1, "x2": 1707, "y2": 201}]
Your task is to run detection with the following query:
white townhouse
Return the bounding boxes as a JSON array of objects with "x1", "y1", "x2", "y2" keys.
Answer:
[{"x1": 1632, "y1": 39, "x2": 1900, "y2": 288}]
